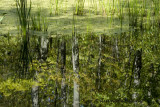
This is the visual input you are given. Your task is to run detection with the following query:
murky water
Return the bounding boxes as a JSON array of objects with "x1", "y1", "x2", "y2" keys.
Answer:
[
  {"x1": 0, "y1": 27, "x2": 160, "y2": 106},
  {"x1": 0, "y1": 0, "x2": 160, "y2": 106}
]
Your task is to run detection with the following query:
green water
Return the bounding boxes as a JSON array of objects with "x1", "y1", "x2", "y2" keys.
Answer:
[{"x1": 0, "y1": 0, "x2": 160, "y2": 106}]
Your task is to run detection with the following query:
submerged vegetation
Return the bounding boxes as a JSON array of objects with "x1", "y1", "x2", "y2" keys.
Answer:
[{"x1": 0, "y1": 0, "x2": 160, "y2": 106}]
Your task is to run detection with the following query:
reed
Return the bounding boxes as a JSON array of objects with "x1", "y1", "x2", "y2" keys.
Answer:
[
  {"x1": 16, "y1": 0, "x2": 31, "y2": 35},
  {"x1": 49, "y1": 0, "x2": 54, "y2": 16},
  {"x1": 55, "y1": 0, "x2": 59, "y2": 15},
  {"x1": 75, "y1": 0, "x2": 85, "y2": 15},
  {"x1": 31, "y1": 8, "x2": 48, "y2": 32},
  {"x1": 15, "y1": 0, "x2": 32, "y2": 77},
  {"x1": 120, "y1": 2, "x2": 124, "y2": 30},
  {"x1": 31, "y1": 10, "x2": 42, "y2": 31},
  {"x1": 42, "y1": 17, "x2": 49, "y2": 33}
]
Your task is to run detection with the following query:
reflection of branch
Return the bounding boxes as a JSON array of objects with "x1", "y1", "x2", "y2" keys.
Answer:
[{"x1": 128, "y1": 50, "x2": 136, "y2": 91}]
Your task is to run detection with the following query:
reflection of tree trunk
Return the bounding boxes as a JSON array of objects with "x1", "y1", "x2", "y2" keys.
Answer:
[
  {"x1": 97, "y1": 35, "x2": 102, "y2": 90},
  {"x1": 61, "y1": 38, "x2": 67, "y2": 107},
  {"x1": 21, "y1": 32, "x2": 30, "y2": 77},
  {"x1": 40, "y1": 36, "x2": 48, "y2": 61},
  {"x1": 72, "y1": 33, "x2": 79, "y2": 107},
  {"x1": 32, "y1": 36, "x2": 48, "y2": 107},
  {"x1": 112, "y1": 35, "x2": 119, "y2": 61},
  {"x1": 55, "y1": 38, "x2": 60, "y2": 107},
  {"x1": 132, "y1": 49, "x2": 142, "y2": 105},
  {"x1": 115, "y1": 36, "x2": 119, "y2": 59},
  {"x1": 125, "y1": 46, "x2": 132, "y2": 86},
  {"x1": 155, "y1": 66, "x2": 160, "y2": 105},
  {"x1": 32, "y1": 71, "x2": 39, "y2": 107},
  {"x1": 146, "y1": 64, "x2": 154, "y2": 105},
  {"x1": 150, "y1": 65, "x2": 160, "y2": 105}
]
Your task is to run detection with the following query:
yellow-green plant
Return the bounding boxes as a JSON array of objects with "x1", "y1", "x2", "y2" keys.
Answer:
[
  {"x1": 75, "y1": 0, "x2": 85, "y2": 15},
  {"x1": 16, "y1": 0, "x2": 32, "y2": 77},
  {"x1": 55, "y1": 0, "x2": 59, "y2": 15}
]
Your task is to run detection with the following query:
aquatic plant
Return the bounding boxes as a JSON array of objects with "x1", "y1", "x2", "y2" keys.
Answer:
[
  {"x1": 31, "y1": 10, "x2": 48, "y2": 32},
  {"x1": 31, "y1": 8, "x2": 42, "y2": 31},
  {"x1": 16, "y1": 0, "x2": 32, "y2": 77},
  {"x1": 75, "y1": 0, "x2": 85, "y2": 15},
  {"x1": 55, "y1": 0, "x2": 59, "y2": 15}
]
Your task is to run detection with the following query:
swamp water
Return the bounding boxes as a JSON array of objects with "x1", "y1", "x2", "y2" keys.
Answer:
[{"x1": 0, "y1": 0, "x2": 160, "y2": 106}]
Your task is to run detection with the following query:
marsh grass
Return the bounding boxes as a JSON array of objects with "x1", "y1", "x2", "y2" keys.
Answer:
[
  {"x1": 31, "y1": 8, "x2": 42, "y2": 31},
  {"x1": 31, "y1": 8, "x2": 48, "y2": 32},
  {"x1": 1, "y1": 0, "x2": 160, "y2": 106},
  {"x1": 16, "y1": 0, "x2": 32, "y2": 77},
  {"x1": 99, "y1": 0, "x2": 107, "y2": 16},
  {"x1": 64, "y1": 0, "x2": 68, "y2": 13},
  {"x1": 31, "y1": 15, "x2": 39, "y2": 31},
  {"x1": 42, "y1": 17, "x2": 49, "y2": 33},
  {"x1": 93, "y1": 1, "x2": 98, "y2": 15},
  {"x1": 55, "y1": 0, "x2": 59, "y2": 15},
  {"x1": 75, "y1": 0, "x2": 85, "y2": 15},
  {"x1": 16, "y1": 0, "x2": 31, "y2": 35},
  {"x1": 0, "y1": 0, "x2": 158, "y2": 36},
  {"x1": 49, "y1": 0, "x2": 54, "y2": 16},
  {"x1": 118, "y1": 1, "x2": 124, "y2": 30}
]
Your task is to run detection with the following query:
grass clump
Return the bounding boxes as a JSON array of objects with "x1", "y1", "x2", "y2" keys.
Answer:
[
  {"x1": 31, "y1": 8, "x2": 48, "y2": 33},
  {"x1": 16, "y1": 0, "x2": 32, "y2": 77},
  {"x1": 75, "y1": 0, "x2": 85, "y2": 15}
]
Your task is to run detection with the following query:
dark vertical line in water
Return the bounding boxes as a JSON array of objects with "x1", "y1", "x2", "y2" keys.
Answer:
[
  {"x1": 54, "y1": 37, "x2": 60, "y2": 107},
  {"x1": 132, "y1": 49, "x2": 142, "y2": 105},
  {"x1": 61, "y1": 37, "x2": 67, "y2": 107}
]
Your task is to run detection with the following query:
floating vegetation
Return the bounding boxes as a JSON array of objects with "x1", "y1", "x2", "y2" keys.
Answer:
[{"x1": 0, "y1": 0, "x2": 160, "y2": 106}]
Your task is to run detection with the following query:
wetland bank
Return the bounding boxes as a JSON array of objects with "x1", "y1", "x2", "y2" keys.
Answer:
[{"x1": 0, "y1": 0, "x2": 160, "y2": 106}]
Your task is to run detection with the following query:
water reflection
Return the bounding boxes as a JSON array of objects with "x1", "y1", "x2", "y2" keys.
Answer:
[{"x1": 0, "y1": 28, "x2": 160, "y2": 106}]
